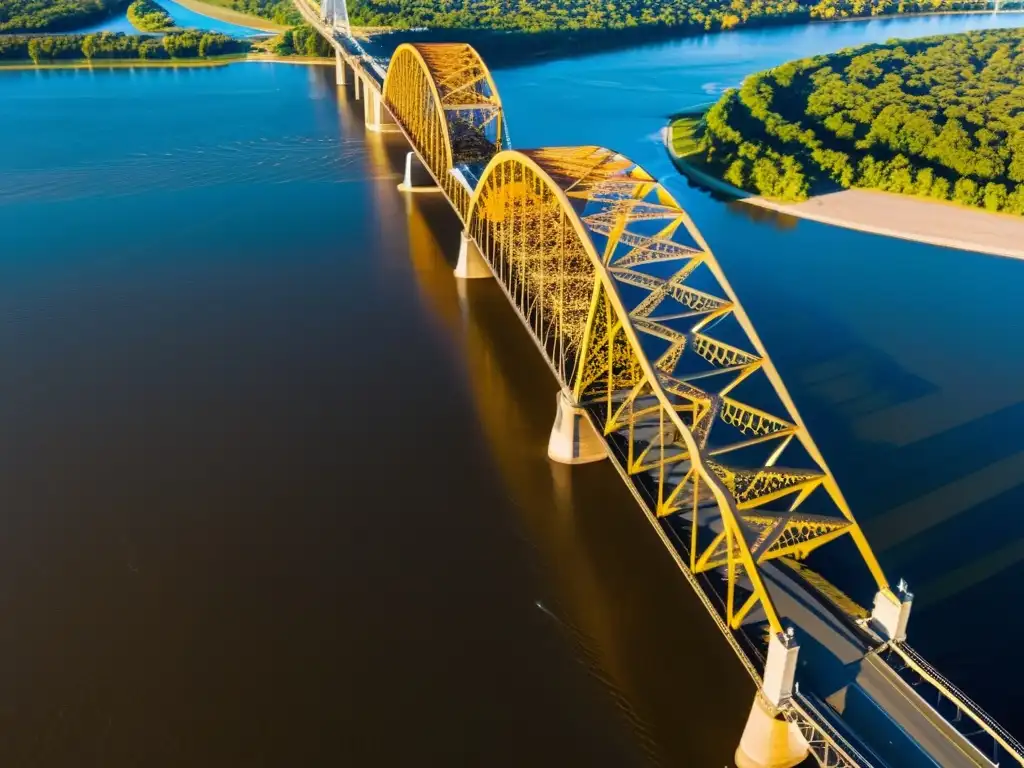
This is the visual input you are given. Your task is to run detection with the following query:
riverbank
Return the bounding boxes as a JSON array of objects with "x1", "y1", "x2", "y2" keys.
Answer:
[
  {"x1": 170, "y1": 0, "x2": 287, "y2": 31},
  {"x1": 0, "y1": 52, "x2": 241, "y2": 69},
  {"x1": 663, "y1": 124, "x2": 1024, "y2": 262},
  {"x1": 357, "y1": 9, "x2": 1024, "y2": 69},
  {"x1": 744, "y1": 190, "x2": 1024, "y2": 262},
  {"x1": 0, "y1": 52, "x2": 334, "y2": 69}
]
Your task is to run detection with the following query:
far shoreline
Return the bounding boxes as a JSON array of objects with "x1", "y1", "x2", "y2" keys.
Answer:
[
  {"x1": 0, "y1": 53, "x2": 332, "y2": 70},
  {"x1": 168, "y1": 0, "x2": 287, "y2": 32},
  {"x1": 662, "y1": 126, "x2": 1024, "y2": 262}
]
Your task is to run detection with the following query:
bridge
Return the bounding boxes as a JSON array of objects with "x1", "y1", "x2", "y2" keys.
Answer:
[{"x1": 298, "y1": 5, "x2": 1024, "y2": 767}]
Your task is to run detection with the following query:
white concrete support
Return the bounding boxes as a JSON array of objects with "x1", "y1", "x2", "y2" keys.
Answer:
[
  {"x1": 762, "y1": 631, "x2": 800, "y2": 708},
  {"x1": 363, "y1": 86, "x2": 397, "y2": 133},
  {"x1": 735, "y1": 632, "x2": 808, "y2": 768},
  {"x1": 354, "y1": 72, "x2": 363, "y2": 101},
  {"x1": 398, "y1": 152, "x2": 436, "y2": 192},
  {"x1": 453, "y1": 231, "x2": 491, "y2": 279},
  {"x1": 735, "y1": 697, "x2": 809, "y2": 768},
  {"x1": 547, "y1": 391, "x2": 606, "y2": 465},
  {"x1": 334, "y1": 50, "x2": 348, "y2": 86},
  {"x1": 871, "y1": 583, "x2": 913, "y2": 642}
]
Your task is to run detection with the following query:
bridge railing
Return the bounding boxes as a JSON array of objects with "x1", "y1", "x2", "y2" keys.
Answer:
[
  {"x1": 880, "y1": 642, "x2": 1024, "y2": 766},
  {"x1": 788, "y1": 689, "x2": 878, "y2": 768}
]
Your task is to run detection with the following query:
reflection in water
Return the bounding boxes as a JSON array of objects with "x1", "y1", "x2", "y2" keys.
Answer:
[
  {"x1": 725, "y1": 200, "x2": 798, "y2": 230},
  {"x1": 398, "y1": 177, "x2": 756, "y2": 766}
]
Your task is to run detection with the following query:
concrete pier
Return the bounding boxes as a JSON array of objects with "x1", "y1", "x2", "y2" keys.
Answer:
[
  {"x1": 363, "y1": 86, "x2": 397, "y2": 133},
  {"x1": 453, "y1": 231, "x2": 491, "y2": 279},
  {"x1": 871, "y1": 583, "x2": 913, "y2": 642},
  {"x1": 335, "y1": 50, "x2": 348, "y2": 86},
  {"x1": 735, "y1": 632, "x2": 809, "y2": 768},
  {"x1": 547, "y1": 391, "x2": 606, "y2": 464},
  {"x1": 398, "y1": 152, "x2": 436, "y2": 192}
]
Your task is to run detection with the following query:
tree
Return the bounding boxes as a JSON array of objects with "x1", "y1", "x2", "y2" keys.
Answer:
[
  {"x1": 983, "y1": 182, "x2": 1008, "y2": 212},
  {"x1": 694, "y1": 26, "x2": 1024, "y2": 216},
  {"x1": 81, "y1": 33, "x2": 96, "y2": 60},
  {"x1": 953, "y1": 178, "x2": 980, "y2": 207}
]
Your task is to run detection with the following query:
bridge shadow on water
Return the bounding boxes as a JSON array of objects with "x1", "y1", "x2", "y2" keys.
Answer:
[
  {"x1": 715, "y1": 202, "x2": 1024, "y2": 734},
  {"x1": 316, "y1": 71, "x2": 821, "y2": 765}
]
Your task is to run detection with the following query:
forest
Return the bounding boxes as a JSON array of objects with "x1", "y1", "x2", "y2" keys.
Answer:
[
  {"x1": 346, "y1": 0, "x2": 1014, "y2": 33},
  {"x1": 126, "y1": 0, "x2": 173, "y2": 31},
  {"x1": 0, "y1": 0, "x2": 127, "y2": 33},
  {"x1": 206, "y1": 0, "x2": 301, "y2": 26},
  {"x1": 0, "y1": 30, "x2": 250, "y2": 61},
  {"x1": 270, "y1": 23, "x2": 334, "y2": 56},
  {"x1": 690, "y1": 27, "x2": 1024, "y2": 214}
]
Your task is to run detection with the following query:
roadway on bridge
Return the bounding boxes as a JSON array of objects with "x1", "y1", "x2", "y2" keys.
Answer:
[{"x1": 760, "y1": 563, "x2": 989, "y2": 767}]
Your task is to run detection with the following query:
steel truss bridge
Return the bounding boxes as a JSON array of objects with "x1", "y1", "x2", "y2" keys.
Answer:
[{"x1": 296, "y1": 3, "x2": 1024, "y2": 766}]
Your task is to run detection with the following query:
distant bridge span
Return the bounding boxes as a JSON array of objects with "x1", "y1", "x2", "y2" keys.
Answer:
[{"x1": 295, "y1": 4, "x2": 1024, "y2": 766}]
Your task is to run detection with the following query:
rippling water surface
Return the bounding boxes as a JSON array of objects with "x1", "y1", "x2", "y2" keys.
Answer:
[{"x1": 1, "y1": 13, "x2": 1024, "y2": 764}]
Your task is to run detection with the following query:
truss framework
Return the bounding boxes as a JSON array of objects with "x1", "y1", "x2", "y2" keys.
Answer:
[
  {"x1": 380, "y1": 42, "x2": 888, "y2": 639},
  {"x1": 383, "y1": 43, "x2": 507, "y2": 220},
  {"x1": 465, "y1": 146, "x2": 889, "y2": 634},
  {"x1": 319, "y1": 0, "x2": 348, "y2": 32}
]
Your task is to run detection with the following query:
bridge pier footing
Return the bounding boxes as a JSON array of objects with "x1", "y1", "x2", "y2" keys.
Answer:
[
  {"x1": 364, "y1": 86, "x2": 397, "y2": 132},
  {"x1": 398, "y1": 152, "x2": 437, "y2": 192},
  {"x1": 735, "y1": 697, "x2": 808, "y2": 768},
  {"x1": 454, "y1": 231, "x2": 491, "y2": 279},
  {"x1": 335, "y1": 50, "x2": 348, "y2": 86},
  {"x1": 547, "y1": 391, "x2": 606, "y2": 465},
  {"x1": 735, "y1": 632, "x2": 808, "y2": 768}
]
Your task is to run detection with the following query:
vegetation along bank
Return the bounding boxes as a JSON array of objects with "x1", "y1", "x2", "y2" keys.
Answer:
[
  {"x1": 675, "y1": 27, "x2": 1024, "y2": 215},
  {"x1": 0, "y1": 0, "x2": 127, "y2": 33},
  {"x1": 126, "y1": 0, "x2": 173, "y2": 31},
  {"x1": 346, "y1": 0, "x2": 1024, "y2": 33},
  {"x1": 0, "y1": 30, "x2": 250, "y2": 62}
]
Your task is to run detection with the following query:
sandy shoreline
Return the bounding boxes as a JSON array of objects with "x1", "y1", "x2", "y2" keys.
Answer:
[
  {"x1": 745, "y1": 190, "x2": 1024, "y2": 261},
  {"x1": 663, "y1": 127, "x2": 1024, "y2": 262},
  {"x1": 171, "y1": 0, "x2": 287, "y2": 32}
]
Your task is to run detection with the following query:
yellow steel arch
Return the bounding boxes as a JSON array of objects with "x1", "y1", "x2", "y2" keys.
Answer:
[
  {"x1": 383, "y1": 43, "x2": 506, "y2": 220},
  {"x1": 467, "y1": 147, "x2": 889, "y2": 636}
]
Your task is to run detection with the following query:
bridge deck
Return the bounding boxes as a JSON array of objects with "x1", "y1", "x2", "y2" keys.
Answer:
[{"x1": 761, "y1": 565, "x2": 990, "y2": 768}]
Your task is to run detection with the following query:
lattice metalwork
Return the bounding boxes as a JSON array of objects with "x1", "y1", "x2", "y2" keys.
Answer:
[
  {"x1": 382, "y1": 43, "x2": 507, "y2": 220},
  {"x1": 319, "y1": 0, "x2": 348, "y2": 32},
  {"x1": 467, "y1": 147, "x2": 889, "y2": 634}
]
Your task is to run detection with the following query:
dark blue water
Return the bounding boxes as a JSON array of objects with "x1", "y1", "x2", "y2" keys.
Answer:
[{"x1": 1, "y1": 12, "x2": 1023, "y2": 764}]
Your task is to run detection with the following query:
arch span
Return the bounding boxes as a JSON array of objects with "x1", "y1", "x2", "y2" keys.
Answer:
[
  {"x1": 383, "y1": 43, "x2": 507, "y2": 219},
  {"x1": 467, "y1": 146, "x2": 889, "y2": 636}
]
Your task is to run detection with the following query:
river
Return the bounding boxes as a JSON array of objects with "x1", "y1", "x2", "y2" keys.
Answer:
[
  {"x1": 74, "y1": 0, "x2": 269, "y2": 36},
  {"x1": 0, "y1": 12, "x2": 1022, "y2": 766}
]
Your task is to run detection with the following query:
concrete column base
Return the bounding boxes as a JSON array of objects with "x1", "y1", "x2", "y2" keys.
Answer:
[
  {"x1": 364, "y1": 87, "x2": 397, "y2": 133},
  {"x1": 354, "y1": 73, "x2": 363, "y2": 100},
  {"x1": 547, "y1": 391, "x2": 606, "y2": 465},
  {"x1": 334, "y1": 51, "x2": 348, "y2": 86},
  {"x1": 735, "y1": 697, "x2": 809, "y2": 768},
  {"x1": 397, "y1": 152, "x2": 437, "y2": 192},
  {"x1": 454, "y1": 231, "x2": 491, "y2": 279}
]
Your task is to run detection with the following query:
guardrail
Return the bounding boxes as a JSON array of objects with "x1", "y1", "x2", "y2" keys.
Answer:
[{"x1": 881, "y1": 642, "x2": 1024, "y2": 766}]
